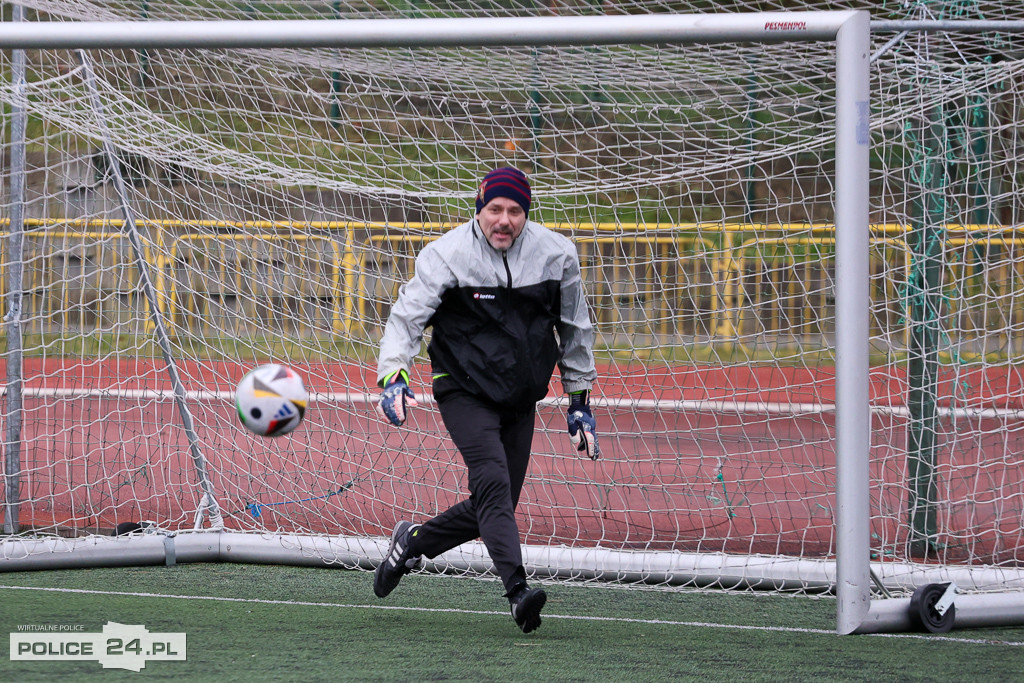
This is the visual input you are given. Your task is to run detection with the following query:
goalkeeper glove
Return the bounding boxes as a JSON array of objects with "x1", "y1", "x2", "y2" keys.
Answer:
[
  {"x1": 566, "y1": 389, "x2": 600, "y2": 460},
  {"x1": 376, "y1": 370, "x2": 417, "y2": 426}
]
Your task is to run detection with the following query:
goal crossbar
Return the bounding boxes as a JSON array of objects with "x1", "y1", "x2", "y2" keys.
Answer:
[{"x1": 0, "y1": 13, "x2": 855, "y2": 50}]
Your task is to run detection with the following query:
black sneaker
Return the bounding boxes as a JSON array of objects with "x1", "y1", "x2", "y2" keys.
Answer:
[
  {"x1": 373, "y1": 521, "x2": 421, "y2": 598},
  {"x1": 508, "y1": 584, "x2": 547, "y2": 633}
]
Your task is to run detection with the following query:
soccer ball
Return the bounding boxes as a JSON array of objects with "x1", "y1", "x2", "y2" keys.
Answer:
[{"x1": 235, "y1": 364, "x2": 308, "y2": 437}]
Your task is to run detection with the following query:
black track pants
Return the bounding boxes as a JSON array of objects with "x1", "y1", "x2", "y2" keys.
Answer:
[{"x1": 411, "y1": 382, "x2": 535, "y2": 594}]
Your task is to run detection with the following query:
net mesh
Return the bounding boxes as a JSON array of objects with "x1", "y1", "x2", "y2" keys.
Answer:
[{"x1": 1, "y1": 0, "x2": 1023, "y2": 594}]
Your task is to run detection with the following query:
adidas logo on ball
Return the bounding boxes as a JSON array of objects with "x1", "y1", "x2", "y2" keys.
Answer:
[{"x1": 273, "y1": 402, "x2": 296, "y2": 419}]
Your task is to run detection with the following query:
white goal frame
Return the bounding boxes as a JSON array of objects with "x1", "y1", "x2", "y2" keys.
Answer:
[{"x1": 3, "y1": 10, "x2": 1019, "y2": 635}]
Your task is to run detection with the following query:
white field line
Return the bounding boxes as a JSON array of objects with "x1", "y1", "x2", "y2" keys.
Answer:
[
  {"x1": 2, "y1": 584, "x2": 1022, "y2": 647},
  {"x1": 15, "y1": 385, "x2": 1024, "y2": 419}
]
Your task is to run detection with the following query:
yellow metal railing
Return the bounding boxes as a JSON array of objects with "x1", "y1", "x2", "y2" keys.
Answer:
[
  {"x1": 941, "y1": 237, "x2": 1024, "y2": 359},
  {"x1": 0, "y1": 221, "x2": 358, "y2": 338},
  {"x1": 166, "y1": 233, "x2": 349, "y2": 336},
  {"x1": 0, "y1": 230, "x2": 148, "y2": 332},
  {"x1": 730, "y1": 236, "x2": 912, "y2": 349},
  {"x1": 0, "y1": 220, "x2": 1021, "y2": 354}
]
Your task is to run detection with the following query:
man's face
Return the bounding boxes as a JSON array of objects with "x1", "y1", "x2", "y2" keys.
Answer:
[{"x1": 477, "y1": 196, "x2": 527, "y2": 251}]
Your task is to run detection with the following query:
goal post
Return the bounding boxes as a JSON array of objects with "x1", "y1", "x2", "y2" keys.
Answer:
[
  {"x1": 832, "y1": 10, "x2": 872, "y2": 636},
  {"x1": 2, "y1": 9, "x2": 1023, "y2": 636}
]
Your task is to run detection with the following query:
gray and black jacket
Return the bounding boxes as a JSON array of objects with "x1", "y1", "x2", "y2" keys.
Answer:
[{"x1": 377, "y1": 218, "x2": 597, "y2": 408}]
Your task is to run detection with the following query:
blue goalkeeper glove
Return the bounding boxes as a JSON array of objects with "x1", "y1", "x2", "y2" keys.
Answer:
[
  {"x1": 567, "y1": 390, "x2": 600, "y2": 460},
  {"x1": 376, "y1": 370, "x2": 418, "y2": 426}
]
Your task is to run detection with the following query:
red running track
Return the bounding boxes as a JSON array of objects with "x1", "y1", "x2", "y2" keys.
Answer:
[{"x1": 2, "y1": 359, "x2": 1022, "y2": 564}]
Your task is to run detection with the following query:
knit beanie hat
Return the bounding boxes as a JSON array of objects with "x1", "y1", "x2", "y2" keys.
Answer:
[{"x1": 475, "y1": 167, "x2": 531, "y2": 217}]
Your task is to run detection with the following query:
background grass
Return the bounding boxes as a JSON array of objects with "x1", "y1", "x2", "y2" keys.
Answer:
[{"x1": 1, "y1": 564, "x2": 1023, "y2": 681}]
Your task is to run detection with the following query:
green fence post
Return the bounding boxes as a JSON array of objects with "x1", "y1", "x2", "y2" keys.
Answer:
[{"x1": 905, "y1": 97, "x2": 945, "y2": 558}]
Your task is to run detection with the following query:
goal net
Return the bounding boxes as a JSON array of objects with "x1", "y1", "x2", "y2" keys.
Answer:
[{"x1": 1, "y1": 2, "x2": 1022, "y2": 628}]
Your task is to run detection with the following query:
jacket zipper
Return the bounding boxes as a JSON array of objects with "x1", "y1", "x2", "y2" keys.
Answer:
[{"x1": 502, "y1": 251, "x2": 512, "y2": 289}]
